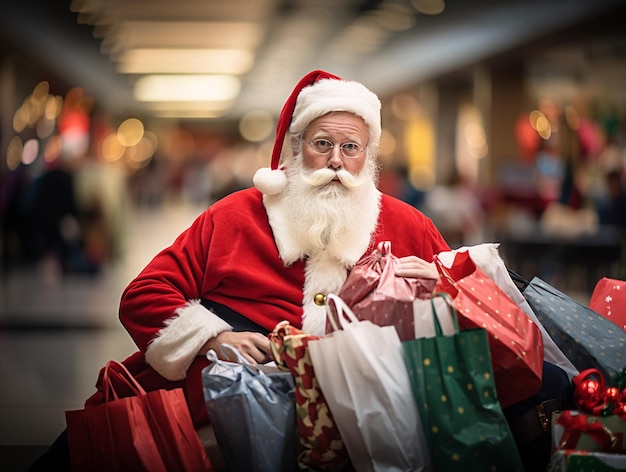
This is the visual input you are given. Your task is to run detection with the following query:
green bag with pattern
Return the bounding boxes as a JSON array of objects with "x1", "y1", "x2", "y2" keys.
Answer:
[{"x1": 402, "y1": 293, "x2": 524, "y2": 472}]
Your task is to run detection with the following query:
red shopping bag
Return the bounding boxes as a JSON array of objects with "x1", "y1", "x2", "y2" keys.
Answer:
[
  {"x1": 329, "y1": 241, "x2": 436, "y2": 341},
  {"x1": 66, "y1": 360, "x2": 212, "y2": 472},
  {"x1": 434, "y1": 250, "x2": 544, "y2": 408},
  {"x1": 589, "y1": 277, "x2": 626, "y2": 331}
]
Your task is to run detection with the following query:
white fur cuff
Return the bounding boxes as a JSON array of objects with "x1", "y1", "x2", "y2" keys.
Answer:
[{"x1": 145, "y1": 300, "x2": 232, "y2": 381}]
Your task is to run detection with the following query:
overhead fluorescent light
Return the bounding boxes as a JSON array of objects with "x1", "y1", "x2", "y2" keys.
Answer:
[
  {"x1": 117, "y1": 49, "x2": 254, "y2": 74},
  {"x1": 146, "y1": 101, "x2": 233, "y2": 112},
  {"x1": 151, "y1": 110, "x2": 230, "y2": 119},
  {"x1": 134, "y1": 75, "x2": 241, "y2": 102}
]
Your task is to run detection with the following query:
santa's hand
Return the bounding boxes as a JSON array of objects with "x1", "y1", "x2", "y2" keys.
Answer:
[
  {"x1": 201, "y1": 330, "x2": 272, "y2": 364},
  {"x1": 394, "y1": 256, "x2": 438, "y2": 280}
]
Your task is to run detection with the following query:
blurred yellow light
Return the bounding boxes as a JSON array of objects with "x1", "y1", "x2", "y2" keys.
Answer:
[
  {"x1": 45, "y1": 96, "x2": 63, "y2": 119},
  {"x1": 134, "y1": 75, "x2": 241, "y2": 102},
  {"x1": 6, "y1": 136, "x2": 23, "y2": 170},
  {"x1": 32, "y1": 81, "x2": 49, "y2": 102},
  {"x1": 405, "y1": 117, "x2": 435, "y2": 191},
  {"x1": 239, "y1": 110, "x2": 274, "y2": 143},
  {"x1": 101, "y1": 133, "x2": 126, "y2": 162},
  {"x1": 379, "y1": 129, "x2": 397, "y2": 158},
  {"x1": 409, "y1": 166, "x2": 435, "y2": 191},
  {"x1": 118, "y1": 49, "x2": 254, "y2": 74},
  {"x1": 117, "y1": 118, "x2": 144, "y2": 147},
  {"x1": 13, "y1": 106, "x2": 28, "y2": 133},
  {"x1": 529, "y1": 110, "x2": 544, "y2": 130},
  {"x1": 44, "y1": 135, "x2": 63, "y2": 162},
  {"x1": 535, "y1": 116, "x2": 552, "y2": 139},
  {"x1": 565, "y1": 106, "x2": 580, "y2": 130},
  {"x1": 412, "y1": 0, "x2": 446, "y2": 15}
]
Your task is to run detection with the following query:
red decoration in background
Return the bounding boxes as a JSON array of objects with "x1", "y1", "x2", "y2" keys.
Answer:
[
  {"x1": 572, "y1": 367, "x2": 626, "y2": 418},
  {"x1": 515, "y1": 113, "x2": 541, "y2": 163}
]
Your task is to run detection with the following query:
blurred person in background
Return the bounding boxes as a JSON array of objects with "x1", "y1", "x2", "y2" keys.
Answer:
[
  {"x1": 16, "y1": 145, "x2": 100, "y2": 277},
  {"x1": 597, "y1": 168, "x2": 626, "y2": 228}
]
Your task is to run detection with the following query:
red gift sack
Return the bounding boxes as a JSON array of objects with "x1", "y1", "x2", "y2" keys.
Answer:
[
  {"x1": 329, "y1": 241, "x2": 436, "y2": 341},
  {"x1": 66, "y1": 360, "x2": 212, "y2": 472},
  {"x1": 434, "y1": 250, "x2": 544, "y2": 408},
  {"x1": 589, "y1": 277, "x2": 626, "y2": 331}
]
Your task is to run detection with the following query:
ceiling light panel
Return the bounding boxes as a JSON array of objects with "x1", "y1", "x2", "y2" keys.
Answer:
[
  {"x1": 106, "y1": 22, "x2": 265, "y2": 51},
  {"x1": 80, "y1": 0, "x2": 279, "y2": 21},
  {"x1": 134, "y1": 75, "x2": 241, "y2": 102},
  {"x1": 117, "y1": 49, "x2": 254, "y2": 74}
]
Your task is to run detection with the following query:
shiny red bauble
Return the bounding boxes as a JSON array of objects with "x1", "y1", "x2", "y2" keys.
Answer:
[{"x1": 574, "y1": 379, "x2": 605, "y2": 412}]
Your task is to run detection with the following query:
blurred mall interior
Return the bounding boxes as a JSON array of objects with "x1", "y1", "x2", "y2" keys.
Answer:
[{"x1": 1, "y1": 0, "x2": 626, "y2": 469}]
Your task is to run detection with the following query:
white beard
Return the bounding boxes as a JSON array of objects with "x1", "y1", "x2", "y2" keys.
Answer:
[
  {"x1": 272, "y1": 154, "x2": 381, "y2": 264},
  {"x1": 262, "y1": 152, "x2": 382, "y2": 335}
]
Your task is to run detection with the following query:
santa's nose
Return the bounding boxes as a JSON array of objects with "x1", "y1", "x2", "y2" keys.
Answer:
[{"x1": 327, "y1": 147, "x2": 343, "y2": 169}]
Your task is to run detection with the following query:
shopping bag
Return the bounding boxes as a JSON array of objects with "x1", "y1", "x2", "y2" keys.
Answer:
[
  {"x1": 268, "y1": 321, "x2": 349, "y2": 471},
  {"x1": 402, "y1": 293, "x2": 525, "y2": 472},
  {"x1": 201, "y1": 344, "x2": 298, "y2": 472},
  {"x1": 512, "y1": 273, "x2": 626, "y2": 384},
  {"x1": 310, "y1": 293, "x2": 432, "y2": 472},
  {"x1": 328, "y1": 241, "x2": 436, "y2": 341},
  {"x1": 434, "y1": 250, "x2": 544, "y2": 407},
  {"x1": 589, "y1": 277, "x2": 626, "y2": 331},
  {"x1": 65, "y1": 360, "x2": 212, "y2": 472},
  {"x1": 438, "y1": 243, "x2": 579, "y2": 379}
]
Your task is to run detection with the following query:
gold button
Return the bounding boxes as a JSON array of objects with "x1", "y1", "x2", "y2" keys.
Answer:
[{"x1": 313, "y1": 293, "x2": 326, "y2": 306}]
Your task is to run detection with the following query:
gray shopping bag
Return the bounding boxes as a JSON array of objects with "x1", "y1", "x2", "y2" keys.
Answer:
[{"x1": 202, "y1": 344, "x2": 298, "y2": 472}]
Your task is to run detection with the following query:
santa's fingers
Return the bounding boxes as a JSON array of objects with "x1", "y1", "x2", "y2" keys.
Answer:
[
  {"x1": 205, "y1": 331, "x2": 271, "y2": 364},
  {"x1": 394, "y1": 256, "x2": 438, "y2": 279}
]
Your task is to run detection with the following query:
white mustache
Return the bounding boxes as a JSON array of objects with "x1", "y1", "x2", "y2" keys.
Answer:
[{"x1": 299, "y1": 168, "x2": 367, "y2": 189}]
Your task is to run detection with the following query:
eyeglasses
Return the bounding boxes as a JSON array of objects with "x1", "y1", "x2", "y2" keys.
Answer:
[{"x1": 306, "y1": 139, "x2": 367, "y2": 159}]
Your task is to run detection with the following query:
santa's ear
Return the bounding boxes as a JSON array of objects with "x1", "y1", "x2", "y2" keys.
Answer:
[{"x1": 290, "y1": 135, "x2": 302, "y2": 155}]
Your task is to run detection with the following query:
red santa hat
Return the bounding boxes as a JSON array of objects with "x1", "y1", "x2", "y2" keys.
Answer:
[{"x1": 253, "y1": 70, "x2": 382, "y2": 195}]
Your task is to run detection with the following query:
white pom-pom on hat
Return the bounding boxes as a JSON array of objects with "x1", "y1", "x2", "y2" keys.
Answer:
[{"x1": 252, "y1": 166, "x2": 288, "y2": 196}]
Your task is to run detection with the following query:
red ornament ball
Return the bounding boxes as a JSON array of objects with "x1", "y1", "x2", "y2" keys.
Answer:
[
  {"x1": 574, "y1": 379, "x2": 605, "y2": 412},
  {"x1": 606, "y1": 387, "x2": 620, "y2": 404}
]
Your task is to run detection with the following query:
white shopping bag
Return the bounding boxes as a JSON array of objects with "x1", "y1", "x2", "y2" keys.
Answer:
[
  {"x1": 309, "y1": 294, "x2": 432, "y2": 472},
  {"x1": 413, "y1": 294, "x2": 456, "y2": 338},
  {"x1": 307, "y1": 329, "x2": 373, "y2": 472}
]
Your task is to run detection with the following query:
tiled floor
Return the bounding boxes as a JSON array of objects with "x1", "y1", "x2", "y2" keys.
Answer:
[{"x1": 0, "y1": 200, "x2": 205, "y2": 471}]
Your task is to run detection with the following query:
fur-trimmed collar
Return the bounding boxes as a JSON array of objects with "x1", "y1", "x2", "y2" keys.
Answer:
[{"x1": 263, "y1": 186, "x2": 382, "y2": 335}]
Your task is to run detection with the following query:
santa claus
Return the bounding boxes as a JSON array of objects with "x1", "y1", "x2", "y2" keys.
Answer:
[{"x1": 86, "y1": 70, "x2": 450, "y2": 428}]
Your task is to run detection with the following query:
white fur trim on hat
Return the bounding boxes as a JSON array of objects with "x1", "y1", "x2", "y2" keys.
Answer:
[
  {"x1": 290, "y1": 78, "x2": 382, "y2": 147},
  {"x1": 145, "y1": 300, "x2": 232, "y2": 381}
]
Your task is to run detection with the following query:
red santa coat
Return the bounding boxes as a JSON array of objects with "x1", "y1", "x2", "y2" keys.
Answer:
[{"x1": 86, "y1": 187, "x2": 449, "y2": 428}]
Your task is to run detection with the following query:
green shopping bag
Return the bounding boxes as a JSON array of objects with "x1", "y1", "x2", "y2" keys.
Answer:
[{"x1": 402, "y1": 293, "x2": 524, "y2": 472}]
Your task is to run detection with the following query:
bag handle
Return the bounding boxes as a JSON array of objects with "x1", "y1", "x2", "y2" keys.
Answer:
[
  {"x1": 325, "y1": 293, "x2": 359, "y2": 331},
  {"x1": 103, "y1": 360, "x2": 147, "y2": 402},
  {"x1": 507, "y1": 269, "x2": 529, "y2": 290},
  {"x1": 377, "y1": 240, "x2": 391, "y2": 255},
  {"x1": 206, "y1": 343, "x2": 268, "y2": 378},
  {"x1": 432, "y1": 254, "x2": 459, "y2": 297},
  {"x1": 430, "y1": 292, "x2": 460, "y2": 336}
]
